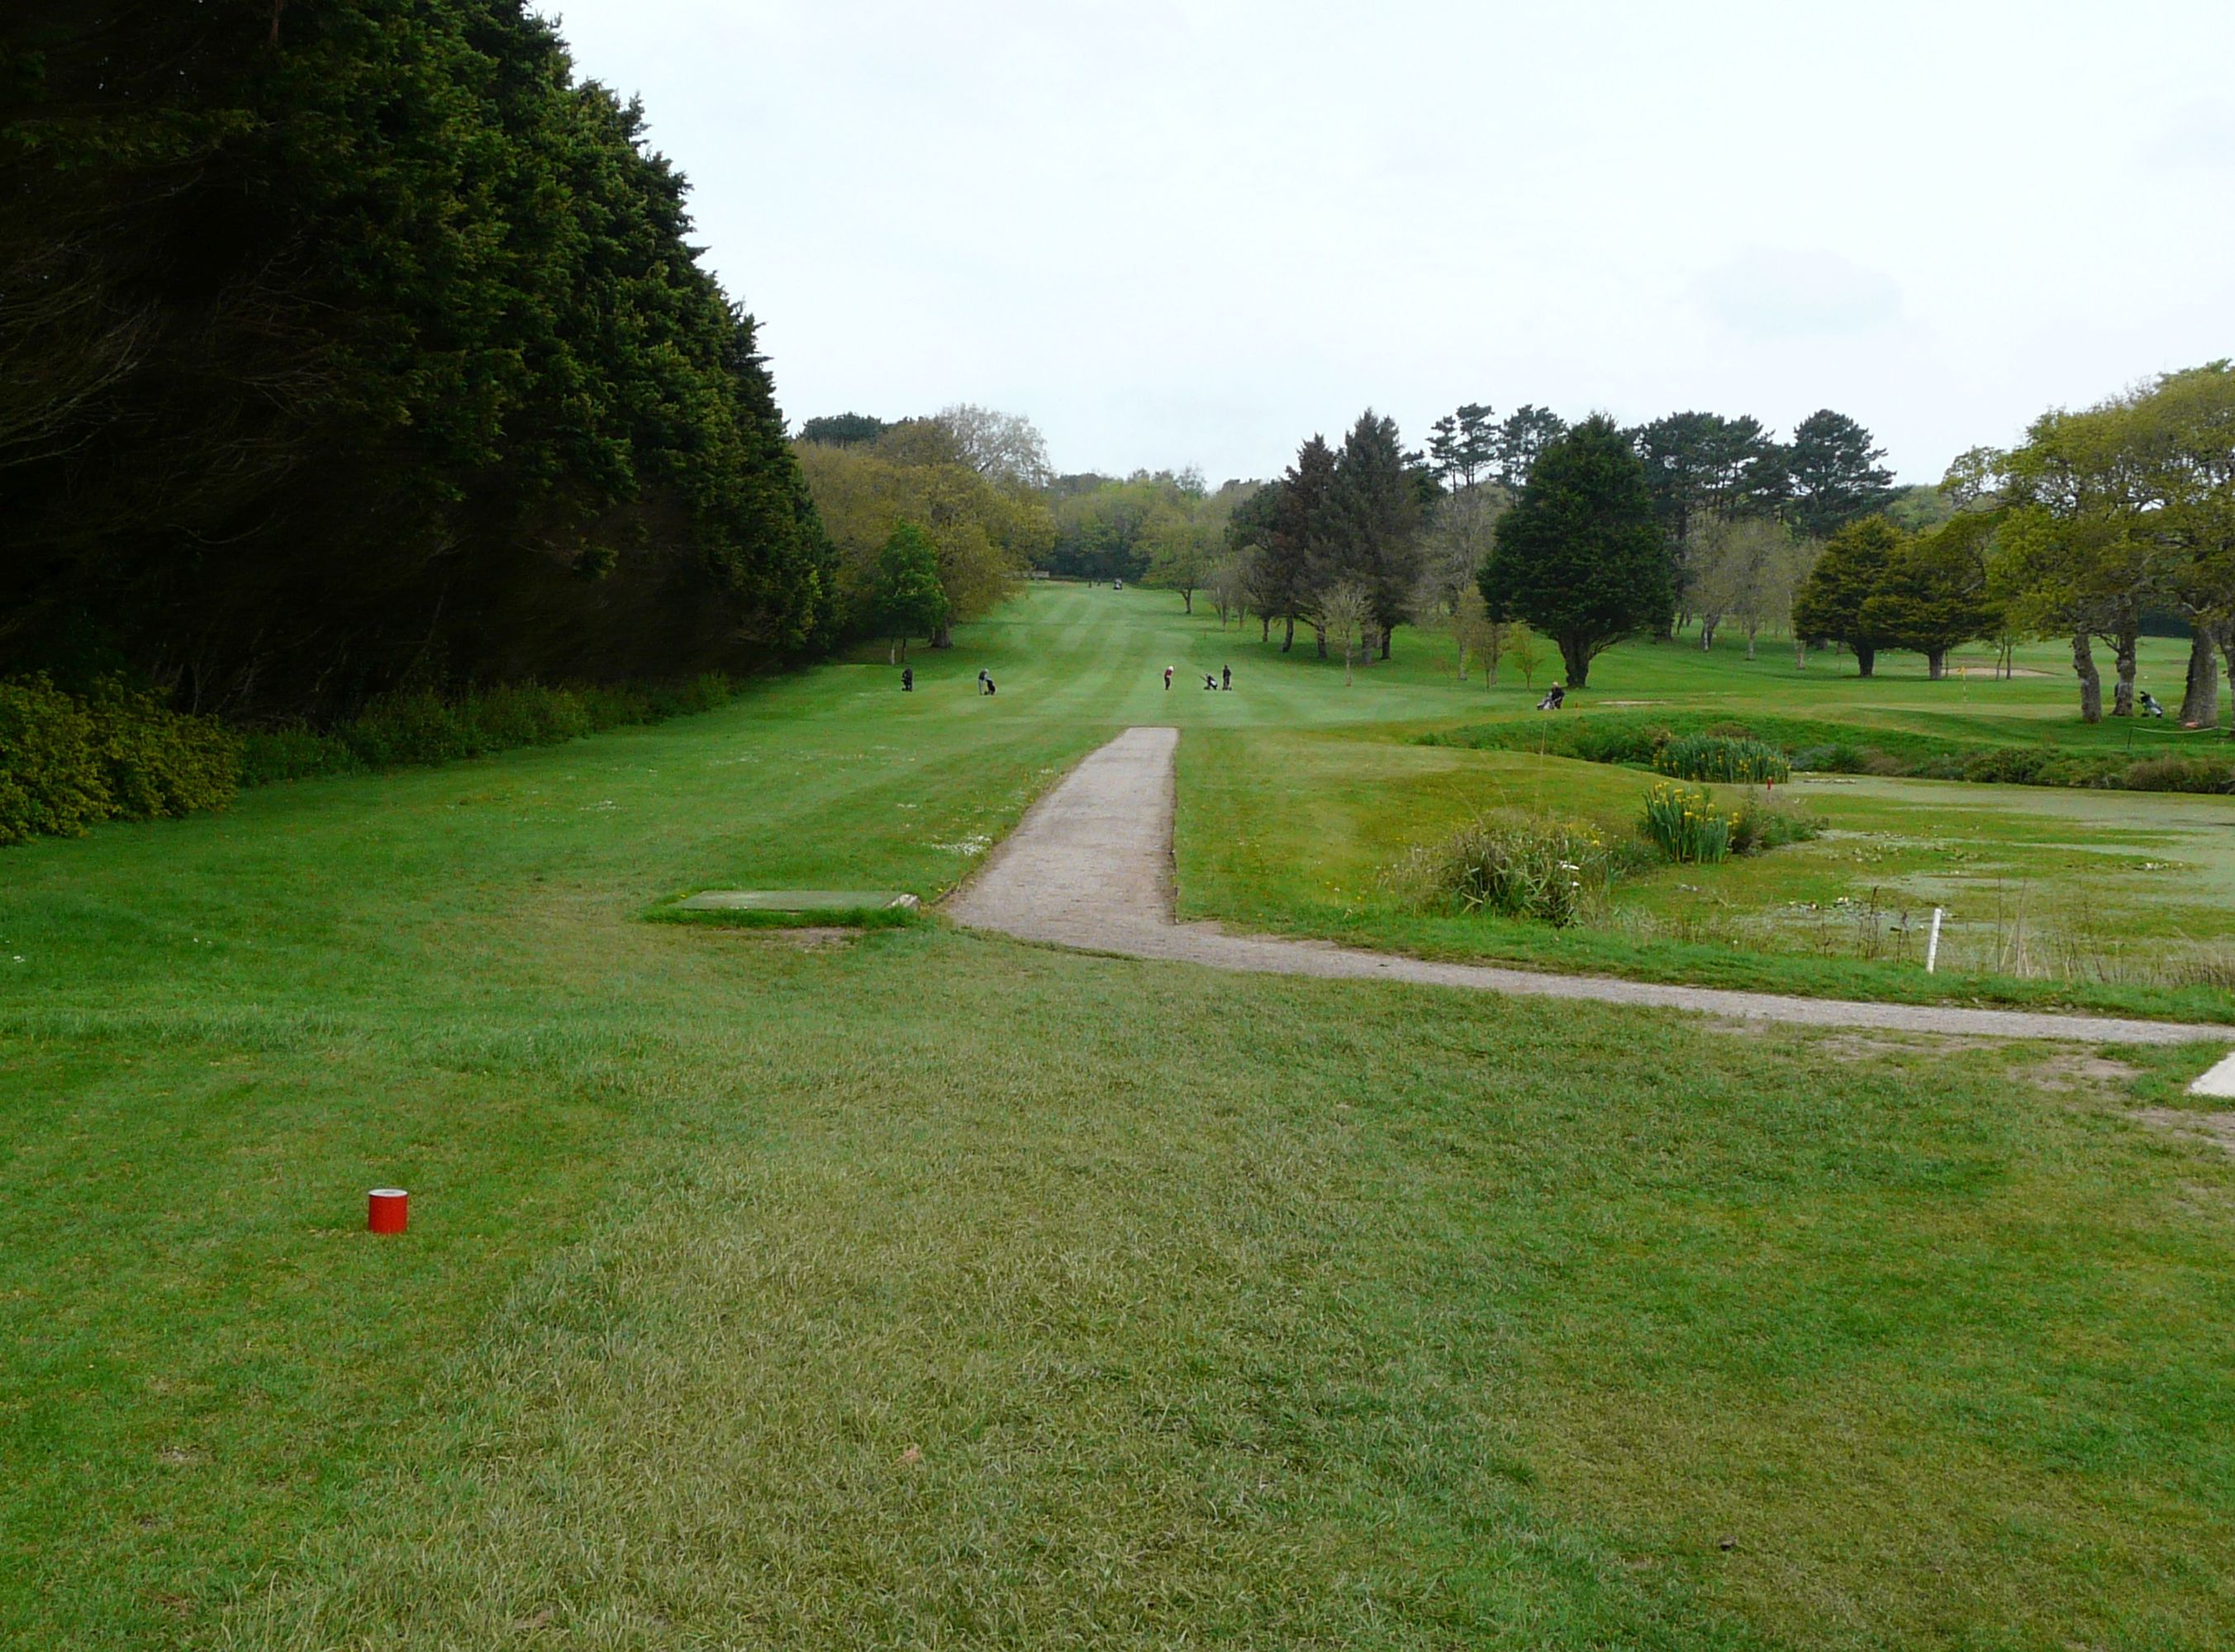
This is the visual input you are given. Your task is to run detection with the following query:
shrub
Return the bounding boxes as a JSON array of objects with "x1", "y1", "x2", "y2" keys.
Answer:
[
  {"x1": 643, "y1": 672, "x2": 734, "y2": 719},
  {"x1": 238, "y1": 725, "x2": 362, "y2": 786},
  {"x1": 83, "y1": 681, "x2": 240, "y2": 819},
  {"x1": 1791, "y1": 742, "x2": 1870, "y2": 775},
  {"x1": 1565, "y1": 723, "x2": 1670, "y2": 767},
  {"x1": 1416, "y1": 814, "x2": 1624, "y2": 928},
  {"x1": 1654, "y1": 733, "x2": 1790, "y2": 785},
  {"x1": 0, "y1": 675, "x2": 240, "y2": 847},
  {"x1": 2125, "y1": 754, "x2": 2235, "y2": 794},
  {"x1": 1727, "y1": 792, "x2": 1828, "y2": 856},
  {"x1": 0, "y1": 676, "x2": 110, "y2": 844},
  {"x1": 340, "y1": 690, "x2": 471, "y2": 767}
]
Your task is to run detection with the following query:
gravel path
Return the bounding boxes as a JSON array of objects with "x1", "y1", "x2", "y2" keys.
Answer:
[{"x1": 948, "y1": 725, "x2": 2235, "y2": 1053}]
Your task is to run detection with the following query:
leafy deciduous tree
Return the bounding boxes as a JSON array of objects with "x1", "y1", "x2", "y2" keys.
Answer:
[
  {"x1": 872, "y1": 521, "x2": 948, "y2": 661},
  {"x1": 1311, "y1": 582, "x2": 1374, "y2": 686}
]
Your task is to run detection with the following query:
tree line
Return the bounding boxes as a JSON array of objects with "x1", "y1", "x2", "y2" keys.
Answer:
[
  {"x1": 792, "y1": 406, "x2": 1054, "y2": 656},
  {"x1": 2, "y1": 0, "x2": 832, "y2": 719},
  {"x1": 1177, "y1": 398, "x2": 1905, "y2": 688},
  {"x1": 1764, "y1": 365, "x2": 2233, "y2": 727},
  {"x1": 1101, "y1": 378, "x2": 2231, "y2": 731}
]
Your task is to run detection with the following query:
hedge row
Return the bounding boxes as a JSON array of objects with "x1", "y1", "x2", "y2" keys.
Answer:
[
  {"x1": 2, "y1": 673, "x2": 742, "y2": 847},
  {"x1": 1427, "y1": 712, "x2": 2235, "y2": 796},
  {"x1": 0, "y1": 676, "x2": 240, "y2": 846},
  {"x1": 237, "y1": 675, "x2": 736, "y2": 785}
]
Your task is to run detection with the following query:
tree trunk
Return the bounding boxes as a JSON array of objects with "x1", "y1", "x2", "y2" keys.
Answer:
[
  {"x1": 1315, "y1": 624, "x2": 1327, "y2": 659},
  {"x1": 1379, "y1": 626, "x2": 1392, "y2": 661},
  {"x1": 1557, "y1": 634, "x2": 1591, "y2": 689},
  {"x1": 1854, "y1": 645, "x2": 1876, "y2": 678},
  {"x1": 1793, "y1": 636, "x2": 1807, "y2": 670},
  {"x1": 2111, "y1": 623, "x2": 2138, "y2": 716},
  {"x1": 2217, "y1": 620, "x2": 2235, "y2": 738},
  {"x1": 1260, "y1": 615, "x2": 1271, "y2": 643},
  {"x1": 2180, "y1": 623, "x2": 2219, "y2": 728},
  {"x1": 1745, "y1": 622, "x2": 1758, "y2": 661},
  {"x1": 1282, "y1": 616, "x2": 1294, "y2": 653},
  {"x1": 1926, "y1": 648, "x2": 1945, "y2": 681},
  {"x1": 1699, "y1": 619, "x2": 1717, "y2": 651},
  {"x1": 1181, "y1": 590, "x2": 1193, "y2": 615},
  {"x1": 932, "y1": 620, "x2": 953, "y2": 649},
  {"x1": 2072, "y1": 629, "x2": 2102, "y2": 723}
]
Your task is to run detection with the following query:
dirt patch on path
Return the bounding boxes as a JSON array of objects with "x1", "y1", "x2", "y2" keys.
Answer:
[{"x1": 946, "y1": 727, "x2": 2233, "y2": 1051}]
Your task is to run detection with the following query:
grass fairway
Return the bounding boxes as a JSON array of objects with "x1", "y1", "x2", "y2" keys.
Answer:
[{"x1": 6, "y1": 586, "x2": 2234, "y2": 1648}]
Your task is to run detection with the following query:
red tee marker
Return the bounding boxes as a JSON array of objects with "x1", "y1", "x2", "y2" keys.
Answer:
[{"x1": 368, "y1": 1188, "x2": 409, "y2": 1234}]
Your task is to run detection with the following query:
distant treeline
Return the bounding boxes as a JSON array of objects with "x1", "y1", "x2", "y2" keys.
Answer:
[{"x1": 1, "y1": 0, "x2": 833, "y2": 721}]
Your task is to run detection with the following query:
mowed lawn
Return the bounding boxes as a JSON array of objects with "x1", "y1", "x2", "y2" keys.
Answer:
[{"x1": 5, "y1": 586, "x2": 2234, "y2": 1649}]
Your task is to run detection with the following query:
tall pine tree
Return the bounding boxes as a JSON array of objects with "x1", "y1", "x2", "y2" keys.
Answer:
[
  {"x1": 1277, "y1": 435, "x2": 1340, "y2": 655},
  {"x1": 1325, "y1": 411, "x2": 1424, "y2": 659},
  {"x1": 1785, "y1": 410, "x2": 1896, "y2": 539}
]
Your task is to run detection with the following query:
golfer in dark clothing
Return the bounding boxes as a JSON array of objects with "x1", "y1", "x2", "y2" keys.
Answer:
[
  {"x1": 1221, "y1": 666, "x2": 1231, "y2": 690},
  {"x1": 901, "y1": 667, "x2": 913, "y2": 691},
  {"x1": 1537, "y1": 683, "x2": 1566, "y2": 710}
]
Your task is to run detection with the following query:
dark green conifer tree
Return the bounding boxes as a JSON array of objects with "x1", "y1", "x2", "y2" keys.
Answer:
[
  {"x1": 1326, "y1": 411, "x2": 1424, "y2": 659},
  {"x1": 1793, "y1": 515, "x2": 1907, "y2": 676},
  {"x1": 1785, "y1": 411, "x2": 1896, "y2": 539},
  {"x1": 0, "y1": 0, "x2": 833, "y2": 714},
  {"x1": 1479, "y1": 415, "x2": 1669, "y2": 689},
  {"x1": 1278, "y1": 436, "x2": 1340, "y2": 655},
  {"x1": 1860, "y1": 514, "x2": 1997, "y2": 679}
]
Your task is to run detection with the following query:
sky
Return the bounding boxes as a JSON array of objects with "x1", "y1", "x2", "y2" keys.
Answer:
[{"x1": 545, "y1": 0, "x2": 2235, "y2": 486}]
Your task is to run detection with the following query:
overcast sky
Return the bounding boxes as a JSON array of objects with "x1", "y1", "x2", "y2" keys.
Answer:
[{"x1": 546, "y1": 0, "x2": 2233, "y2": 485}]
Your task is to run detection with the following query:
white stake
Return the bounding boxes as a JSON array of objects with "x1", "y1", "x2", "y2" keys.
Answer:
[{"x1": 1926, "y1": 907, "x2": 1944, "y2": 974}]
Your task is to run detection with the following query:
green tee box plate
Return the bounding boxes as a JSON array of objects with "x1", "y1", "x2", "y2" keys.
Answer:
[{"x1": 673, "y1": 889, "x2": 920, "y2": 914}]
